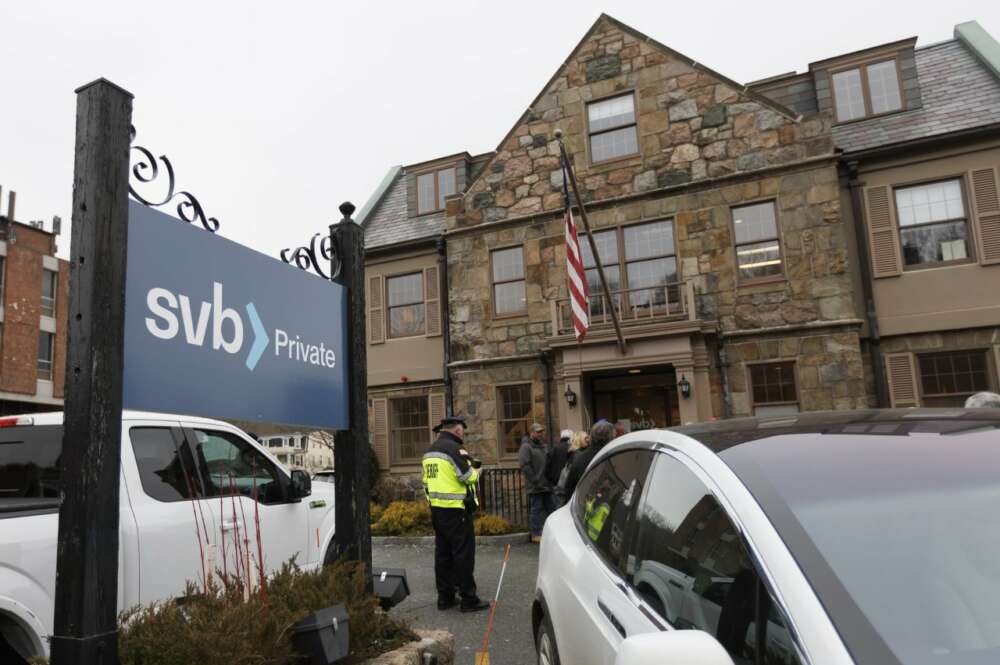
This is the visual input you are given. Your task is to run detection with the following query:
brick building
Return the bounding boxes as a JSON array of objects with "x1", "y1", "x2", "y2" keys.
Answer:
[
  {"x1": 0, "y1": 191, "x2": 70, "y2": 414},
  {"x1": 360, "y1": 15, "x2": 1000, "y2": 474}
]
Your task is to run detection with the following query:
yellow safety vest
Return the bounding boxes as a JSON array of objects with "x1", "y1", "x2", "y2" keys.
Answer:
[
  {"x1": 585, "y1": 497, "x2": 610, "y2": 542},
  {"x1": 422, "y1": 451, "x2": 479, "y2": 509}
]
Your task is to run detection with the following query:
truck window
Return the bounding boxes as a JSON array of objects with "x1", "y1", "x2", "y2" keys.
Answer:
[
  {"x1": 190, "y1": 429, "x2": 282, "y2": 504},
  {"x1": 130, "y1": 427, "x2": 201, "y2": 502},
  {"x1": 0, "y1": 424, "x2": 61, "y2": 503}
]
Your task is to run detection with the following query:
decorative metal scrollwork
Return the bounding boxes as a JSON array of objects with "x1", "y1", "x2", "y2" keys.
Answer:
[
  {"x1": 129, "y1": 126, "x2": 220, "y2": 233},
  {"x1": 280, "y1": 232, "x2": 341, "y2": 281}
]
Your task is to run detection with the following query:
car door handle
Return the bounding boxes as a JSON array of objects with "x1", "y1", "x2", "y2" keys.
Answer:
[
  {"x1": 221, "y1": 519, "x2": 238, "y2": 532},
  {"x1": 668, "y1": 580, "x2": 684, "y2": 589},
  {"x1": 597, "y1": 599, "x2": 627, "y2": 638}
]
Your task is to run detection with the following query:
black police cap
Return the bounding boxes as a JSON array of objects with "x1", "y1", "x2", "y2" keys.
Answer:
[{"x1": 432, "y1": 416, "x2": 467, "y2": 433}]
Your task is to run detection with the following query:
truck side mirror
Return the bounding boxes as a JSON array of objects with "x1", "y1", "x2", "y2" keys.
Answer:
[
  {"x1": 614, "y1": 631, "x2": 734, "y2": 665},
  {"x1": 289, "y1": 469, "x2": 312, "y2": 501}
]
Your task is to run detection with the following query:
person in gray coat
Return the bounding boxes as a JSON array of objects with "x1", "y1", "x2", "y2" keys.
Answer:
[{"x1": 519, "y1": 423, "x2": 555, "y2": 542}]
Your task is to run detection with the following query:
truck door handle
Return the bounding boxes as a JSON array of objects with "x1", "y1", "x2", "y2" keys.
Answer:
[
  {"x1": 598, "y1": 599, "x2": 626, "y2": 638},
  {"x1": 221, "y1": 519, "x2": 238, "y2": 532}
]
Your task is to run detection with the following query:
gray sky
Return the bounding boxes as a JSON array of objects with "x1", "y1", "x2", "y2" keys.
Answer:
[{"x1": 2, "y1": 1, "x2": 997, "y2": 261}]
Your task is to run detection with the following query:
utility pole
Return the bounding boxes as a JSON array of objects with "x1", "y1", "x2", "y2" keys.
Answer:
[
  {"x1": 51, "y1": 78, "x2": 133, "y2": 665},
  {"x1": 327, "y1": 202, "x2": 373, "y2": 588}
]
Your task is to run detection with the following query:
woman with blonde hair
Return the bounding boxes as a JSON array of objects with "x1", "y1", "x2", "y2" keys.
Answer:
[{"x1": 555, "y1": 431, "x2": 590, "y2": 505}]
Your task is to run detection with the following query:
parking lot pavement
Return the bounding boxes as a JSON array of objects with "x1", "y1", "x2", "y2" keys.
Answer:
[{"x1": 374, "y1": 539, "x2": 539, "y2": 665}]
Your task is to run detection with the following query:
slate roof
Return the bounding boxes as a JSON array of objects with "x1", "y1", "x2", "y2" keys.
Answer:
[
  {"x1": 362, "y1": 170, "x2": 447, "y2": 250},
  {"x1": 834, "y1": 39, "x2": 1000, "y2": 154}
]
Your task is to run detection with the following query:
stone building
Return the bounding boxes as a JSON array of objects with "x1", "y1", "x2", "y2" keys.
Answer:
[
  {"x1": 360, "y1": 14, "x2": 1000, "y2": 474},
  {"x1": 751, "y1": 21, "x2": 1000, "y2": 409},
  {"x1": 0, "y1": 190, "x2": 69, "y2": 415}
]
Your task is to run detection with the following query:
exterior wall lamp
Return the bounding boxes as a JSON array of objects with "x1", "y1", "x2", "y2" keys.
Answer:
[
  {"x1": 564, "y1": 385, "x2": 578, "y2": 407},
  {"x1": 678, "y1": 374, "x2": 692, "y2": 400}
]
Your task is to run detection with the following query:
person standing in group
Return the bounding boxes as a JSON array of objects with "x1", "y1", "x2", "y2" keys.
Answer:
[
  {"x1": 546, "y1": 429, "x2": 572, "y2": 508},
  {"x1": 519, "y1": 423, "x2": 555, "y2": 543},
  {"x1": 421, "y1": 416, "x2": 490, "y2": 612},
  {"x1": 563, "y1": 420, "x2": 616, "y2": 499},
  {"x1": 555, "y1": 430, "x2": 589, "y2": 505}
]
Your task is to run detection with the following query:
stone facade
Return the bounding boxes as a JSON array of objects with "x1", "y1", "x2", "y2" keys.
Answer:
[{"x1": 440, "y1": 16, "x2": 867, "y2": 459}]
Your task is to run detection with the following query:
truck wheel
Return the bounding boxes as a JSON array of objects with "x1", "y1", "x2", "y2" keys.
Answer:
[{"x1": 536, "y1": 613, "x2": 561, "y2": 665}]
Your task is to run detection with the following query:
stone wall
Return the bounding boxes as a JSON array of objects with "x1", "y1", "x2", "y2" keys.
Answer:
[{"x1": 456, "y1": 17, "x2": 832, "y2": 229}]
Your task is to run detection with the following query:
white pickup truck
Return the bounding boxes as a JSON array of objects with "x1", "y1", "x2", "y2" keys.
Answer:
[{"x1": 0, "y1": 411, "x2": 337, "y2": 663}]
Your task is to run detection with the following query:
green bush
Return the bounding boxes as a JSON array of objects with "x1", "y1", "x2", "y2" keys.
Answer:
[
  {"x1": 474, "y1": 513, "x2": 514, "y2": 536},
  {"x1": 110, "y1": 560, "x2": 414, "y2": 665},
  {"x1": 371, "y1": 500, "x2": 432, "y2": 536}
]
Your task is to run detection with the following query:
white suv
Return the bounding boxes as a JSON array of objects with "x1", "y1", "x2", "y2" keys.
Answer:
[{"x1": 533, "y1": 411, "x2": 1000, "y2": 665}]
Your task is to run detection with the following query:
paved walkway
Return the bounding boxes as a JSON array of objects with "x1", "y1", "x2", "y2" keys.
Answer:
[{"x1": 374, "y1": 540, "x2": 539, "y2": 665}]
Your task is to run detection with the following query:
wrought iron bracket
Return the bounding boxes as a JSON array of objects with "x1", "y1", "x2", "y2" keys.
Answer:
[
  {"x1": 280, "y1": 231, "x2": 341, "y2": 281},
  {"x1": 128, "y1": 126, "x2": 220, "y2": 232}
]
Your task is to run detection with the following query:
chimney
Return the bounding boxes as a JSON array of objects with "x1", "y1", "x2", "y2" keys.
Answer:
[
  {"x1": 53, "y1": 215, "x2": 62, "y2": 235},
  {"x1": 6, "y1": 190, "x2": 14, "y2": 222}
]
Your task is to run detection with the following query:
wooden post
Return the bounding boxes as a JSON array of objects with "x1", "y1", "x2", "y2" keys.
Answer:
[
  {"x1": 327, "y1": 202, "x2": 373, "y2": 587},
  {"x1": 50, "y1": 78, "x2": 133, "y2": 665}
]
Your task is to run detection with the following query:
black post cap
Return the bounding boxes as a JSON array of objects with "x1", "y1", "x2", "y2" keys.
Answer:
[{"x1": 339, "y1": 201, "x2": 356, "y2": 219}]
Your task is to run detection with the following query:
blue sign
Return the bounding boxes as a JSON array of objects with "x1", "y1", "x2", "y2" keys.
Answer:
[{"x1": 124, "y1": 202, "x2": 349, "y2": 428}]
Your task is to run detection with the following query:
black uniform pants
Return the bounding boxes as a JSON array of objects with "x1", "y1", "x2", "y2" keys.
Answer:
[{"x1": 430, "y1": 506, "x2": 477, "y2": 600}]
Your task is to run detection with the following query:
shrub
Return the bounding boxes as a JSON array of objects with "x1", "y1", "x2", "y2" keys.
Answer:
[
  {"x1": 369, "y1": 501, "x2": 385, "y2": 525},
  {"x1": 371, "y1": 500, "x2": 432, "y2": 536},
  {"x1": 474, "y1": 513, "x2": 514, "y2": 536},
  {"x1": 109, "y1": 560, "x2": 414, "y2": 665}
]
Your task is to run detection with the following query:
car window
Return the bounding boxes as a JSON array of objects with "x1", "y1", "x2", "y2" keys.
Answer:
[
  {"x1": 190, "y1": 429, "x2": 283, "y2": 504},
  {"x1": 0, "y1": 424, "x2": 61, "y2": 501},
  {"x1": 130, "y1": 427, "x2": 201, "y2": 503},
  {"x1": 627, "y1": 453, "x2": 800, "y2": 664},
  {"x1": 573, "y1": 449, "x2": 654, "y2": 573}
]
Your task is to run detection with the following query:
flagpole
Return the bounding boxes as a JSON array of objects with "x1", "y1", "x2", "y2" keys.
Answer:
[{"x1": 556, "y1": 130, "x2": 627, "y2": 356}]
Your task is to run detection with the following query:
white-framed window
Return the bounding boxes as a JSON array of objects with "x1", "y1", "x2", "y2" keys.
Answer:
[{"x1": 41, "y1": 269, "x2": 57, "y2": 317}]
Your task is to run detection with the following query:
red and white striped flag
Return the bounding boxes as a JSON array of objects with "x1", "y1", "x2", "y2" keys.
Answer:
[{"x1": 562, "y1": 165, "x2": 589, "y2": 341}]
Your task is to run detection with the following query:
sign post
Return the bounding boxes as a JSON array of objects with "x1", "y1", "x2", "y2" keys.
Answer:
[
  {"x1": 327, "y1": 202, "x2": 372, "y2": 585},
  {"x1": 51, "y1": 78, "x2": 133, "y2": 665}
]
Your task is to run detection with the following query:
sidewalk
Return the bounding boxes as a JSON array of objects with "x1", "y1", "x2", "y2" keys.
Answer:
[{"x1": 374, "y1": 540, "x2": 539, "y2": 665}]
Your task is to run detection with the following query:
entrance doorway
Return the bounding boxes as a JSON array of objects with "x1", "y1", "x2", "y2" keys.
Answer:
[{"x1": 589, "y1": 366, "x2": 679, "y2": 432}]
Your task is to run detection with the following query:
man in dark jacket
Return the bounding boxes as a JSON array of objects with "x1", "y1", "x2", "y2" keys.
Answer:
[
  {"x1": 562, "y1": 420, "x2": 616, "y2": 499},
  {"x1": 547, "y1": 429, "x2": 571, "y2": 506},
  {"x1": 518, "y1": 423, "x2": 555, "y2": 543},
  {"x1": 421, "y1": 416, "x2": 490, "y2": 612}
]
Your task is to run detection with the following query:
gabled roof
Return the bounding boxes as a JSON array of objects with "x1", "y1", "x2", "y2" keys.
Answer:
[
  {"x1": 465, "y1": 13, "x2": 800, "y2": 195},
  {"x1": 834, "y1": 37, "x2": 1000, "y2": 155}
]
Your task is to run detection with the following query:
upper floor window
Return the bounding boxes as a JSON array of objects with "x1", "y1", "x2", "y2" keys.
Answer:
[
  {"x1": 417, "y1": 167, "x2": 457, "y2": 215},
  {"x1": 580, "y1": 220, "x2": 679, "y2": 315},
  {"x1": 732, "y1": 201, "x2": 783, "y2": 282},
  {"x1": 491, "y1": 247, "x2": 526, "y2": 316},
  {"x1": 831, "y1": 59, "x2": 903, "y2": 122},
  {"x1": 587, "y1": 94, "x2": 638, "y2": 163},
  {"x1": 387, "y1": 272, "x2": 425, "y2": 338},
  {"x1": 894, "y1": 179, "x2": 970, "y2": 268},
  {"x1": 37, "y1": 331, "x2": 54, "y2": 381},
  {"x1": 41, "y1": 269, "x2": 57, "y2": 317},
  {"x1": 749, "y1": 361, "x2": 799, "y2": 416}
]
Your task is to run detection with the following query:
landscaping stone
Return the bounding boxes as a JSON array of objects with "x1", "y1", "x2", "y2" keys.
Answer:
[{"x1": 362, "y1": 629, "x2": 455, "y2": 665}]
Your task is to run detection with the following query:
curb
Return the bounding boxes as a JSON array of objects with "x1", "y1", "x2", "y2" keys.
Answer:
[
  {"x1": 373, "y1": 532, "x2": 530, "y2": 547},
  {"x1": 361, "y1": 628, "x2": 454, "y2": 665}
]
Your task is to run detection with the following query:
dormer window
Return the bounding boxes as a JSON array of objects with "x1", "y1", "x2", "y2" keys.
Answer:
[
  {"x1": 831, "y1": 59, "x2": 903, "y2": 122},
  {"x1": 416, "y1": 166, "x2": 456, "y2": 215}
]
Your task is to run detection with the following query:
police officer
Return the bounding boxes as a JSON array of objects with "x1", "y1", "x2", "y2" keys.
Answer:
[{"x1": 421, "y1": 416, "x2": 490, "y2": 612}]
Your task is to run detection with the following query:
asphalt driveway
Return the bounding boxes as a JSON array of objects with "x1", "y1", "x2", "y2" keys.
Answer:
[{"x1": 374, "y1": 539, "x2": 539, "y2": 665}]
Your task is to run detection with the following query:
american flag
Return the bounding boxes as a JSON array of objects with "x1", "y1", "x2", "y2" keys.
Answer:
[{"x1": 562, "y1": 164, "x2": 589, "y2": 341}]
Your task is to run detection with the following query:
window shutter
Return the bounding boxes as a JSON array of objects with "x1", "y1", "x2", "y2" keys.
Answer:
[
  {"x1": 428, "y1": 393, "x2": 446, "y2": 443},
  {"x1": 372, "y1": 397, "x2": 389, "y2": 470},
  {"x1": 424, "y1": 265, "x2": 442, "y2": 337},
  {"x1": 885, "y1": 352, "x2": 919, "y2": 408},
  {"x1": 864, "y1": 185, "x2": 902, "y2": 278},
  {"x1": 969, "y1": 167, "x2": 1000, "y2": 266},
  {"x1": 368, "y1": 274, "x2": 385, "y2": 344}
]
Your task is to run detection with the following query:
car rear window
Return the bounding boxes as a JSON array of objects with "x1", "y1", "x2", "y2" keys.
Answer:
[{"x1": 0, "y1": 425, "x2": 62, "y2": 512}]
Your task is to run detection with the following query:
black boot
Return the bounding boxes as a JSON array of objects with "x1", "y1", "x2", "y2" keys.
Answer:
[
  {"x1": 437, "y1": 596, "x2": 457, "y2": 610},
  {"x1": 460, "y1": 597, "x2": 491, "y2": 613}
]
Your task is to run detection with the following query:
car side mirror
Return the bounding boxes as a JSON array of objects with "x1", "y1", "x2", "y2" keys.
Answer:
[
  {"x1": 289, "y1": 469, "x2": 312, "y2": 501},
  {"x1": 613, "y1": 631, "x2": 734, "y2": 665}
]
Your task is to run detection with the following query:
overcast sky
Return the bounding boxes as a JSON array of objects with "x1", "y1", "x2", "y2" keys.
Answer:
[{"x1": 2, "y1": 1, "x2": 997, "y2": 261}]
